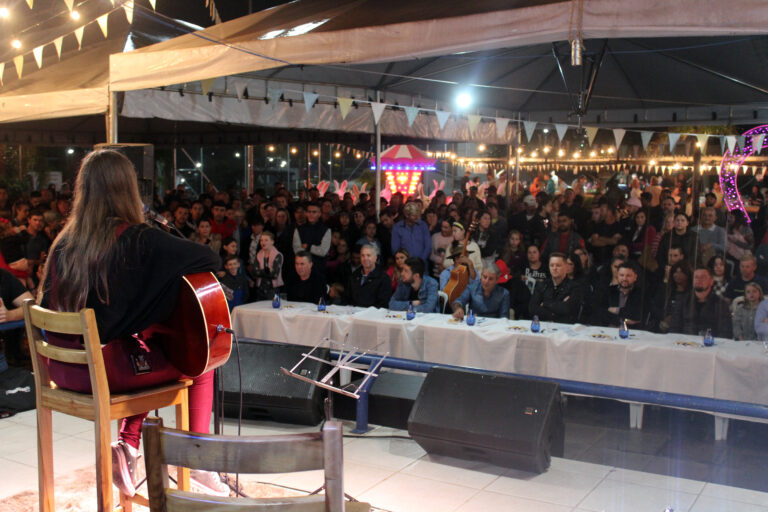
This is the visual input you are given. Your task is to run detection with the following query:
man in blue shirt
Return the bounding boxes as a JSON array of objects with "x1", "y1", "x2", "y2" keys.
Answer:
[
  {"x1": 451, "y1": 263, "x2": 510, "y2": 320},
  {"x1": 391, "y1": 201, "x2": 431, "y2": 264},
  {"x1": 389, "y1": 257, "x2": 438, "y2": 313}
]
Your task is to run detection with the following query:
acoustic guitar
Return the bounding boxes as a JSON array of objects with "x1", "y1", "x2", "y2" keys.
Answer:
[
  {"x1": 442, "y1": 213, "x2": 479, "y2": 305},
  {"x1": 142, "y1": 272, "x2": 232, "y2": 377}
]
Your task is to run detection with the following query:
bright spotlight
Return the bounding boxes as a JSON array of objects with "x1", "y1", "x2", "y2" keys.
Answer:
[
  {"x1": 234, "y1": 152, "x2": 241, "y2": 158},
  {"x1": 70, "y1": 10, "x2": 80, "y2": 20},
  {"x1": 66, "y1": 148, "x2": 75, "y2": 155},
  {"x1": 0, "y1": 7, "x2": 9, "y2": 18},
  {"x1": 11, "y1": 39, "x2": 21, "y2": 49},
  {"x1": 478, "y1": 144, "x2": 486, "y2": 152},
  {"x1": 195, "y1": 162, "x2": 202, "y2": 168},
  {"x1": 312, "y1": 150, "x2": 319, "y2": 157},
  {"x1": 455, "y1": 92, "x2": 472, "y2": 109},
  {"x1": 268, "y1": 145, "x2": 275, "y2": 152}
]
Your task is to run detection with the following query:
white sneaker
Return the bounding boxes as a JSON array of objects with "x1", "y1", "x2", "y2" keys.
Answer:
[{"x1": 190, "y1": 469, "x2": 231, "y2": 497}]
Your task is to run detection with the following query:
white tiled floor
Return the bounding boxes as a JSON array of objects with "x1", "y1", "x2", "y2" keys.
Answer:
[{"x1": 2, "y1": 407, "x2": 768, "y2": 511}]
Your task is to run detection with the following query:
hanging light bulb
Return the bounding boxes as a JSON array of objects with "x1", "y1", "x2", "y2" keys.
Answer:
[
  {"x1": 70, "y1": 10, "x2": 81, "y2": 20},
  {"x1": 11, "y1": 38, "x2": 21, "y2": 49},
  {"x1": 0, "y1": 7, "x2": 10, "y2": 19},
  {"x1": 570, "y1": 37, "x2": 583, "y2": 66}
]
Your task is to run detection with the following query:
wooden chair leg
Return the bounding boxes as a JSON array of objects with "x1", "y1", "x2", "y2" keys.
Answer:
[
  {"x1": 176, "y1": 392, "x2": 190, "y2": 491},
  {"x1": 95, "y1": 414, "x2": 113, "y2": 512},
  {"x1": 37, "y1": 406, "x2": 54, "y2": 512}
]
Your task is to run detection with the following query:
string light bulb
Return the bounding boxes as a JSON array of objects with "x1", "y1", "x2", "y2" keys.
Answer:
[
  {"x1": 290, "y1": 147, "x2": 297, "y2": 154},
  {"x1": 11, "y1": 38, "x2": 21, "y2": 49},
  {"x1": 0, "y1": 7, "x2": 9, "y2": 19},
  {"x1": 70, "y1": 10, "x2": 80, "y2": 20}
]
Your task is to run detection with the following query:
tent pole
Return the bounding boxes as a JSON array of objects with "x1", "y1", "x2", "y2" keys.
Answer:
[
  {"x1": 107, "y1": 91, "x2": 118, "y2": 143},
  {"x1": 515, "y1": 113, "x2": 521, "y2": 197},
  {"x1": 375, "y1": 90, "x2": 382, "y2": 221}
]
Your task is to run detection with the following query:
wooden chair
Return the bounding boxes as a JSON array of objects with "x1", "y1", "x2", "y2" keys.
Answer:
[
  {"x1": 142, "y1": 417, "x2": 371, "y2": 512},
  {"x1": 23, "y1": 299, "x2": 192, "y2": 512}
]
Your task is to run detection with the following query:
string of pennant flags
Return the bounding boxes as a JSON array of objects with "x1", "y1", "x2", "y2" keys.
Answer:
[{"x1": 0, "y1": 0, "x2": 222, "y2": 84}]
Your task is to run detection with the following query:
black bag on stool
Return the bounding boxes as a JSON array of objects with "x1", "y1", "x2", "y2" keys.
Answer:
[{"x1": 0, "y1": 367, "x2": 36, "y2": 415}]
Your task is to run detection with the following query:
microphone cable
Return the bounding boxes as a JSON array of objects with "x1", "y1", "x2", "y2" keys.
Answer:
[{"x1": 216, "y1": 324, "x2": 244, "y2": 495}]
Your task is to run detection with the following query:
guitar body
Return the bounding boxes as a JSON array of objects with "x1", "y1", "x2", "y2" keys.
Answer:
[
  {"x1": 143, "y1": 272, "x2": 232, "y2": 377},
  {"x1": 443, "y1": 266, "x2": 469, "y2": 305}
]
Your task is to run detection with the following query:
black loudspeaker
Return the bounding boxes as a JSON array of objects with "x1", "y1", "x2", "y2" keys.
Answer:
[
  {"x1": 335, "y1": 372, "x2": 425, "y2": 430},
  {"x1": 94, "y1": 143, "x2": 154, "y2": 206},
  {"x1": 220, "y1": 341, "x2": 329, "y2": 425},
  {"x1": 408, "y1": 367, "x2": 564, "y2": 473}
]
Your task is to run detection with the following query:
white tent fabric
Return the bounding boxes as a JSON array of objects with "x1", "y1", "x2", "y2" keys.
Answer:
[{"x1": 109, "y1": 0, "x2": 768, "y2": 92}]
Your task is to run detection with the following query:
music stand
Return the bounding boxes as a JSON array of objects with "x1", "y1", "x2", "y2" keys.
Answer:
[{"x1": 281, "y1": 337, "x2": 388, "y2": 422}]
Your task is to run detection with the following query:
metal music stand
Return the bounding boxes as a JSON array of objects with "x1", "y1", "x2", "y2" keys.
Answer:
[{"x1": 281, "y1": 337, "x2": 388, "y2": 422}]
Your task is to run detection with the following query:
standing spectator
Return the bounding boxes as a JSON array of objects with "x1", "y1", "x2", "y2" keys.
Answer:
[
  {"x1": 733, "y1": 283, "x2": 763, "y2": 340},
  {"x1": 541, "y1": 211, "x2": 585, "y2": 261},
  {"x1": 693, "y1": 207, "x2": 727, "y2": 264},
  {"x1": 726, "y1": 213, "x2": 754, "y2": 264},
  {"x1": 209, "y1": 200, "x2": 237, "y2": 239},
  {"x1": 219, "y1": 256, "x2": 249, "y2": 310},
  {"x1": 356, "y1": 219, "x2": 382, "y2": 254},
  {"x1": 657, "y1": 213, "x2": 696, "y2": 269},
  {"x1": 669, "y1": 267, "x2": 732, "y2": 338},
  {"x1": 293, "y1": 202, "x2": 331, "y2": 272},
  {"x1": 190, "y1": 218, "x2": 221, "y2": 255},
  {"x1": 347, "y1": 244, "x2": 391, "y2": 308},
  {"x1": 171, "y1": 203, "x2": 195, "y2": 238},
  {"x1": 589, "y1": 203, "x2": 623, "y2": 265},
  {"x1": 388, "y1": 257, "x2": 438, "y2": 313},
  {"x1": 629, "y1": 209, "x2": 657, "y2": 262},
  {"x1": 189, "y1": 200, "x2": 205, "y2": 228},
  {"x1": 429, "y1": 219, "x2": 454, "y2": 278},
  {"x1": 26, "y1": 209, "x2": 51, "y2": 268},
  {"x1": 252, "y1": 231, "x2": 284, "y2": 301},
  {"x1": 391, "y1": 202, "x2": 431, "y2": 264},
  {"x1": 501, "y1": 230, "x2": 527, "y2": 277}
]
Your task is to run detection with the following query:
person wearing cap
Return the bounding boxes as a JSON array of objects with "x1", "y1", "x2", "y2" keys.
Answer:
[
  {"x1": 440, "y1": 221, "x2": 483, "y2": 289},
  {"x1": 451, "y1": 263, "x2": 510, "y2": 320},
  {"x1": 389, "y1": 257, "x2": 438, "y2": 313}
]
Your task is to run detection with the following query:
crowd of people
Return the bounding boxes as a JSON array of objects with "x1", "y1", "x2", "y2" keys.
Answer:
[{"x1": 2, "y1": 170, "x2": 768, "y2": 373}]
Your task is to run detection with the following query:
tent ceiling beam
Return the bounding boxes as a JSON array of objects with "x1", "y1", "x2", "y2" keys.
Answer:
[{"x1": 608, "y1": 41, "x2": 647, "y2": 110}]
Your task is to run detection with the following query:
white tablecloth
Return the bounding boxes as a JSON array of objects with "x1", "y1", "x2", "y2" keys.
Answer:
[{"x1": 231, "y1": 302, "x2": 768, "y2": 406}]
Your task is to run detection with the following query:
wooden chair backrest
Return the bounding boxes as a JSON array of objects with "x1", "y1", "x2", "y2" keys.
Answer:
[
  {"x1": 22, "y1": 299, "x2": 111, "y2": 402},
  {"x1": 142, "y1": 417, "x2": 345, "y2": 512}
]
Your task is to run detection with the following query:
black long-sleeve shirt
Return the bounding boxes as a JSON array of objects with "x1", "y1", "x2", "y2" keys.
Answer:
[{"x1": 528, "y1": 277, "x2": 580, "y2": 323}]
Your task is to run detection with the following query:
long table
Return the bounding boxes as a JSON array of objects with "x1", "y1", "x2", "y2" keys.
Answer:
[{"x1": 231, "y1": 301, "x2": 768, "y2": 438}]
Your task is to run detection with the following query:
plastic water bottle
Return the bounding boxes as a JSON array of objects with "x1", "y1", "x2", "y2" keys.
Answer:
[
  {"x1": 406, "y1": 302, "x2": 416, "y2": 321},
  {"x1": 619, "y1": 319, "x2": 629, "y2": 339},
  {"x1": 531, "y1": 315, "x2": 541, "y2": 333},
  {"x1": 466, "y1": 309, "x2": 476, "y2": 326},
  {"x1": 271, "y1": 292, "x2": 281, "y2": 309},
  {"x1": 703, "y1": 328, "x2": 714, "y2": 347},
  {"x1": 317, "y1": 296, "x2": 326, "y2": 312}
]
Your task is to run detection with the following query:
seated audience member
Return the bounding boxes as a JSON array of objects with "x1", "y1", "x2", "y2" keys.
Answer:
[
  {"x1": 733, "y1": 282, "x2": 763, "y2": 340},
  {"x1": 652, "y1": 261, "x2": 692, "y2": 333},
  {"x1": 500, "y1": 229, "x2": 527, "y2": 277},
  {"x1": 496, "y1": 259, "x2": 529, "y2": 319},
  {"x1": 724, "y1": 254, "x2": 768, "y2": 303},
  {"x1": 286, "y1": 250, "x2": 326, "y2": 304},
  {"x1": 430, "y1": 219, "x2": 454, "y2": 278},
  {"x1": 388, "y1": 257, "x2": 438, "y2": 313},
  {"x1": 521, "y1": 244, "x2": 548, "y2": 293},
  {"x1": 529, "y1": 252, "x2": 580, "y2": 323},
  {"x1": 356, "y1": 219, "x2": 382, "y2": 254},
  {"x1": 26, "y1": 208, "x2": 51, "y2": 268},
  {"x1": 599, "y1": 262, "x2": 649, "y2": 329},
  {"x1": 451, "y1": 263, "x2": 510, "y2": 320},
  {"x1": 0, "y1": 266, "x2": 34, "y2": 369},
  {"x1": 755, "y1": 295, "x2": 768, "y2": 341},
  {"x1": 443, "y1": 221, "x2": 482, "y2": 275},
  {"x1": 347, "y1": 244, "x2": 391, "y2": 308},
  {"x1": 708, "y1": 255, "x2": 730, "y2": 299},
  {"x1": 669, "y1": 266, "x2": 732, "y2": 339},
  {"x1": 219, "y1": 256, "x2": 249, "y2": 310},
  {"x1": 388, "y1": 248, "x2": 410, "y2": 292}
]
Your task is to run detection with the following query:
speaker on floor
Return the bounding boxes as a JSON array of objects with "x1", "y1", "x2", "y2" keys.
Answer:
[
  {"x1": 94, "y1": 143, "x2": 154, "y2": 206},
  {"x1": 220, "y1": 341, "x2": 329, "y2": 425},
  {"x1": 407, "y1": 367, "x2": 564, "y2": 473},
  {"x1": 335, "y1": 371, "x2": 425, "y2": 430}
]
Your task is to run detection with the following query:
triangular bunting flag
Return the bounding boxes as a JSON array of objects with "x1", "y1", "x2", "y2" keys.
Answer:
[
  {"x1": 200, "y1": 78, "x2": 215, "y2": 96},
  {"x1": 640, "y1": 131, "x2": 653, "y2": 151},
  {"x1": 737, "y1": 136, "x2": 746, "y2": 152},
  {"x1": 25, "y1": 0, "x2": 33, "y2": 8},
  {"x1": 0, "y1": 62, "x2": 4, "y2": 85},
  {"x1": 753, "y1": 134, "x2": 765, "y2": 154},
  {"x1": 13, "y1": 55, "x2": 23, "y2": 79},
  {"x1": 267, "y1": 88, "x2": 282, "y2": 107},
  {"x1": 371, "y1": 102, "x2": 386, "y2": 125},
  {"x1": 523, "y1": 121, "x2": 537, "y2": 142},
  {"x1": 668, "y1": 133, "x2": 681, "y2": 153},
  {"x1": 97, "y1": 14, "x2": 109, "y2": 38},
  {"x1": 32, "y1": 46, "x2": 44, "y2": 69},
  {"x1": 338, "y1": 97, "x2": 353, "y2": 120},
  {"x1": 719, "y1": 136, "x2": 726, "y2": 154},
  {"x1": 123, "y1": 0, "x2": 134, "y2": 24},
  {"x1": 725, "y1": 136, "x2": 736, "y2": 153},
  {"x1": 404, "y1": 106, "x2": 419, "y2": 126},
  {"x1": 435, "y1": 110, "x2": 451, "y2": 130},
  {"x1": 74, "y1": 26, "x2": 85, "y2": 49},
  {"x1": 53, "y1": 36, "x2": 63, "y2": 58},
  {"x1": 586, "y1": 126, "x2": 598, "y2": 146},
  {"x1": 233, "y1": 80, "x2": 247, "y2": 100},
  {"x1": 63, "y1": 0, "x2": 74, "y2": 11},
  {"x1": 148, "y1": 0, "x2": 156, "y2": 8},
  {"x1": 303, "y1": 92, "x2": 319, "y2": 113},
  {"x1": 613, "y1": 128, "x2": 626, "y2": 149},
  {"x1": 554, "y1": 123, "x2": 568, "y2": 142},
  {"x1": 696, "y1": 134, "x2": 709, "y2": 151},
  {"x1": 468, "y1": 114, "x2": 481, "y2": 135},
  {"x1": 495, "y1": 117, "x2": 509, "y2": 139}
]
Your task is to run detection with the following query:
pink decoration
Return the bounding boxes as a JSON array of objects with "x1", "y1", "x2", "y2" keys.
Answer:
[{"x1": 718, "y1": 124, "x2": 768, "y2": 223}]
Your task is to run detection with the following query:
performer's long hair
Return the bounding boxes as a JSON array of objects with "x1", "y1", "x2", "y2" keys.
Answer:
[{"x1": 42, "y1": 150, "x2": 144, "y2": 310}]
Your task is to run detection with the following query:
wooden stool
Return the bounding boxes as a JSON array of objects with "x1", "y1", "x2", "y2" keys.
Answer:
[{"x1": 23, "y1": 299, "x2": 191, "y2": 512}]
